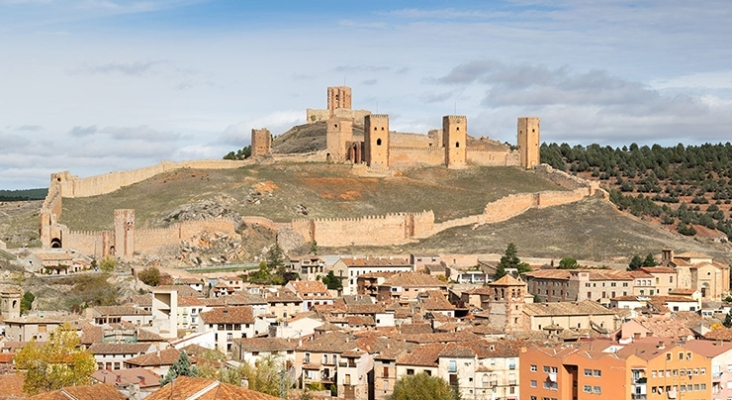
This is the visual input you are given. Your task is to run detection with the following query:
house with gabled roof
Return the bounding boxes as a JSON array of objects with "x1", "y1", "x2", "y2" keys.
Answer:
[
  {"x1": 332, "y1": 256, "x2": 412, "y2": 296},
  {"x1": 285, "y1": 280, "x2": 334, "y2": 312},
  {"x1": 199, "y1": 306, "x2": 262, "y2": 353},
  {"x1": 89, "y1": 342, "x2": 156, "y2": 370},
  {"x1": 232, "y1": 337, "x2": 298, "y2": 366},
  {"x1": 661, "y1": 249, "x2": 730, "y2": 301}
]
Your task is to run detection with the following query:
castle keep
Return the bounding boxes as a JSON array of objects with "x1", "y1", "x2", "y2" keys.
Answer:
[{"x1": 294, "y1": 86, "x2": 541, "y2": 169}]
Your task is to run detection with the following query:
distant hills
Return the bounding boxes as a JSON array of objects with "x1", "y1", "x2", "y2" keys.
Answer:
[{"x1": 0, "y1": 188, "x2": 47, "y2": 202}]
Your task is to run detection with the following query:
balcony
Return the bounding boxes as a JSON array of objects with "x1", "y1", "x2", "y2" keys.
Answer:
[
  {"x1": 713, "y1": 371, "x2": 723, "y2": 380},
  {"x1": 631, "y1": 395, "x2": 647, "y2": 400}
]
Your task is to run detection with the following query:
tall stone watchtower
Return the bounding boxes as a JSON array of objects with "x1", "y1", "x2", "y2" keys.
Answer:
[
  {"x1": 251, "y1": 128, "x2": 272, "y2": 158},
  {"x1": 1, "y1": 288, "x2": 21, "y2": 319},
  {"x1": 114, "y1": 209, "x2": 135, "y2": 259},
  {"x1": 517, "y1": 117, "x2": 540, "y2": 169},
  {"x1": 327, "y1": 86, "x2": 352, "y2": 115},
  {"x1": 326, "y1": 117, "x2": 353, "y2": 163},
  {"x1": 485, "y1": 275, "x2": 527, "y2": 333},
  {"x1": 364, "y1": 114, "x2": 390, "y2": 168},
  {"x1": 442, "y1": 115, "x2": 467, "y2": 168}
]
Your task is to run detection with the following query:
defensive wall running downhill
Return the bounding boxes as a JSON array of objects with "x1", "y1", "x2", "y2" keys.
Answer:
[{"x1": 39, "y1": 158, "x2": 601, "y2": 257}]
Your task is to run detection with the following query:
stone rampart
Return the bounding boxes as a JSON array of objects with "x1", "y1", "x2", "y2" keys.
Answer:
[
  {"x1": 534, "y1": 164, "x2": 599, "y2": 195},
  {"x1": 389, "y1": 147, "x2": 444, "y2": 167},
  {"x1": 389, "y1": 132, "x2": 435, "y2": 148},
  {"x1": 537, "y1": 189, "x2": 587, "y2": 208},
  {"x1": 468, "y1": 150, "x2": 520, "y2": 167},
  {"x1": 64, "y1": 228, "x2": 107, "y2": 257},
  {"x1": 481, "y1": 193, "x2": 537, "y2": 224},
  {"x1": 59, "y1": 160, "x2": 251, "y2": 198},
  {"x1": 135, "y1": 218, "x2": 239, "y2": 254}
]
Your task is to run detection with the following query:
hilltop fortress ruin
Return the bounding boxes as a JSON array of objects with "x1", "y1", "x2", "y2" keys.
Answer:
[{"x1": 39, "y1": 86, "x2": 600, "y2": 261}]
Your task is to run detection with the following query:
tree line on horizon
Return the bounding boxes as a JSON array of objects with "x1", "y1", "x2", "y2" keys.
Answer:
[{"x1": 541, "y1": 141, "x2": 732, "y2": 239}]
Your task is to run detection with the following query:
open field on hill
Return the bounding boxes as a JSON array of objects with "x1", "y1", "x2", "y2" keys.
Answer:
[
  {"x1": 323, "y1": 197, "x2": 732, "y2": 264},
  {"x1": 0, "y1": 200, "x2": 42, "y2": 247},
  {"x1": 59, "y1": 164, "x2": 565, "y2": 231}
]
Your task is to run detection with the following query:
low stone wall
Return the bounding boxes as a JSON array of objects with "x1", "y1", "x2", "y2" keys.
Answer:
[
  {"x1": 389, "y1": 146, "x2": 445, "y2": 167},
  {"x1": 468, "y1": 150, "x2": 520, "y2": 166}
]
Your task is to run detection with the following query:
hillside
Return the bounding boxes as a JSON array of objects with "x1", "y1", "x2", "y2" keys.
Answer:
[
  {"x1": 324, "y1": 196, "x2": 731, "y2": 263},
  {"x1": 59, "y1": 164, "x2": 563, "y2": 231},
  {"x1": 272, "y1": 122, "x2": 365, "y2": 154},
  {"x1": 542, "y1": 142, "x2": 732, "y2": 240}
]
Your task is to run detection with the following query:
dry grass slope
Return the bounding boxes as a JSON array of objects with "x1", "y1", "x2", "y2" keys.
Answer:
[{"x1": 60, "y1": 164, "x2": 564, "y2": 231}]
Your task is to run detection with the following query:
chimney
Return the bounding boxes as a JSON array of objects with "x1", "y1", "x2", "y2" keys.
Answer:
[
  {"x1": 657, "y1": 341, "x2": 665, "y2": 350},
  {"x1": 661, "y1": 249, "x2": 673, "y2": 267},
  {"x1": 139, "y1": 376, "x2": 146, "y2": 386},
  {"x1": 116, "y1": 375, "x2": 121, "y2": 384}
]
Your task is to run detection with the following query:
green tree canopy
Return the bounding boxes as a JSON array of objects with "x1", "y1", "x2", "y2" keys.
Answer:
[
  {"x1": 391, "y1": 372, "x2": 455, "y2": 400},
  {"x1": 642, "y1": 252, "x2": 657, "y2": 267},
  {"x1": 627, "y1": 254, "x2": 644, "y2": 271},
  {"x1": 558, "y1": 257, "x2": 579, "y2": 269},
  {"x1": 241, "y1": 355, "x2": 293, "y2": 398},
  {"x1": 496, "y1": 243, "x2": 531, "y2": 278},
  {"x1": 160, "y1": 351, "x2": 198, "y2": 386},
  {"x1": 15, "y1": 324, "x2": 96, "y2": 395},
  {"x1": 21, "y1": 291, "x2": 34, "y2": 314},
  {"x1": 321, "y1": 270, "x2": 343, "y2": 290},
  {"x1": 138, "y1": 267, "x2": 161, "y2": 286}
]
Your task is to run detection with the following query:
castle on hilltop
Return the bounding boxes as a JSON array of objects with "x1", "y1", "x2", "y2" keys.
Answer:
[{"x1": 257, "y1": 86, "x2": 541, "y2": 169}]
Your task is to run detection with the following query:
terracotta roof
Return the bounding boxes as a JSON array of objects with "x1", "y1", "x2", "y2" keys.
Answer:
[
  {"x1": 418, "y1": 291, "x2": 455, "y2": 311},
  {"x1": 402, "y1": 331, "x2": 480, "y2": 344},
  {"x1": 232, "y1": 338, "x2": 298, "y2": 353},
  {"x1": 153, "y1": 285, "x2": 203, "y2": 297},
  {"x1": 89, "y1": 343, "x2": 153, "y2": 355},
  {"x1": 288, "y1": 280, "x2": 330, "y2": 295},
  {"x1": 92, "y1": 367, "x2": 161, "y2": 388},
  {"x1": 340, "y1": 257, "x2": 411, "y2": 267},
  {"x1": 488, "y1": 275, "x2": 525, "y2": 286},
  {"x1": 260, "y1": 288, "x2": 302, "y2": 303},
  {"x1": 136, "y1": 328, "x2": 166, "y2": 342},
  {"x1": 628, "y1": 270, "x2": 653, "y2": 278},
  {"x1": 638, "y1": 267, "x2": 676, "y2": 274},
  {"x1": 0, "y1": 374, "x2": 24, "y2": 400},
  {"x1": 125, "y1": 348, "x2": 183, "y2": 367},
  {"x1": 399, "y1": 323, "x2": 433, "y2": 335},
  {"x1": 676, "y1": 251, "x2": 712, "y2": 259},
  {"x1": 523, "y1": 300, "x2": 616, "y2": 316},
  {"x1": 438, "y1": 343, "x2": 475, "y2": 358},
  {"x1": 27, "y1": 383, "x2": 126, "y2": 400},
  {"x1": 146, "y1": 376, "x2": 280, "y2": 400},
  {"x1": 345, "y1": 304, "x2": 386, "y2": 314},
  {"x1": 126, "y1": 295, "x2": 152, "y2": 306},
  {"x1": 682, "y1": 339, "x2": 732, "y2": 358},
  {"x1": 704, "y1": 328, "x2": 732, "y2": 341},
  {"x1": 200, "y1": 306, "x2": 254, "y2": 324},
  {"x1": 397, "y1": 343, "x2": 445, "y2": 366},
  {"x1": 382, "y1": 272, "x2": 446, "y2": 287},
  {"x1": 80, "y1": 324, "x2": 104, "y2": 345},
  {"x1": 345, "y1": 315, "x2": 375, "y2": 326},
  {"x1": 93, "y1": 306, "x2": 150, "y2": 316},
  {"x1": 178, "y1": 296, "x2": 206, "y2": 307}
]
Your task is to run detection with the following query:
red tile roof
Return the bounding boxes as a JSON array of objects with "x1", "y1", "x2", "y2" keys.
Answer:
[
  {"x1": 146, "y1": 376, "x2": 280, "y2": 400},
  {"x1": 200, "y1": 306, "x2": 255, "y2": 324}
]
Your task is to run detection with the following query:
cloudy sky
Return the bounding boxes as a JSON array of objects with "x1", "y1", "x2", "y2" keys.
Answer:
[{"x1": 2, "y1": 0, "x2": 731, "y2": 189}]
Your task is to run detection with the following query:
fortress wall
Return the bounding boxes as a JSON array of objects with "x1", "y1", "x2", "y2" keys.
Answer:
[
  {"x1": 537, "y1": 189, "x2": 588, "y2": 208},
  {"x1": 481, "y1": 193, "x2": 537, "y2": 224},
  {"x1": 60, "y1": 160, "x2": 250, "y2": 198},
  {"x1": 468, "y1": 150, "x2": 520, "y2": 166},
  {"x1": 410, "y1": 210, "x2": 436, "y2": 238},
  {"x1": 389, "y1": 132, "x2": 435, "y2": 148},
  {"x1": 177, "y1": 218, "x2": 238, "y2": 241},
  {"x1": 307, "y1": 109, "x2": 371, "y2": 124},
  {"x1": 312, "y1": 214, "x2": 409, "y2": 247},
  {"x1": 534, "y1": 164, "x2": 598, "y2": 194},
  {"x1": 389, "y1": 147, "x2": 444, "y2": 167},
  {"x1": 427, "y1": 215, "x2": 480, "y2": 237},
  {"x1": 241, "y1": 216, "x2": 276, "y2": 231},
  {"x1": 134, "y1": 226, "x2": 181, "y2": 254},
  {"x1": 272, "y1": 151, "x2": 329, "y2": 163},
  {"x1": 64, "y1": 229, "x2": 107, "y2": 256}
]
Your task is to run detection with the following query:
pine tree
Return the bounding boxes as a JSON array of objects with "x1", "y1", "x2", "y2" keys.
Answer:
[
  {"x1": 627, "y1": 254, "x2": 643, "y2": 271},
  {"x1": 642, "y1": 253, "x2": 657, "y2": 267},
  {"x1": 160, "y1": 351, "x2": 198, "y2": 385}
]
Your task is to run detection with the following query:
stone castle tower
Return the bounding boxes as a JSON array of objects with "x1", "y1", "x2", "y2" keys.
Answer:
[
  {"x1": 486, "y1": 275, "x2": 527, "y2": 333},
  {"x1": 517, "y1": 117, "x2": 540, "y2": 169},
  {"x1": 114, "y1": 209, "x2": 135, "y2": 259},
  {"x1": 364, "y1": 114, "x2": 390, "y2": 168},
  {"x1": 251, "y1": 128, "x2": 272, "y2": 158},
  {"x1": 326, "y1": 117, "x2": 353, "y2": 163},
  {"x1": 442, "y1": 115, "x2": 467, "y2": 168},
  {"x1": 327, "y1": 86, "x2": 352, "y2": 115},
  {"x1": 1, "y1": 288, "x2": 21, "y2": 319}
]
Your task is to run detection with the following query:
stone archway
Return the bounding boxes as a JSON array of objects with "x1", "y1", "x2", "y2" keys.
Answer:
[{"x1": 51, "y1": 238, "x2": 62, "y2": 248}]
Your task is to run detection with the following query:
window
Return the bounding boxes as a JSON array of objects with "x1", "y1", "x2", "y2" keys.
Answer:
[
  {"x1": 593, "y1": 386, "x2": 601, "y2": 394},
  {"x1": 687, "y1": 352, "x2": 692, "y2": 360},
  {"x1": 701, "y1": 368, "x2": 706, "y2": 375},
  {"x1": 531, "y1": 380, "x2": 537, "y2": 388},
  {"x1": 701, "y1": 383, "x2": 706, "y2": 390},
  {"x1": 544, "y1": 366, "x2": 550, "y2": 373},
  {"x1": 584, "y1": 369, "x2": 592, "y2": 376},
  {"x1": 666, "y1": 353, "x2": 672, "y2": 361},
  {"x1": 583, "y1": 385, "x2": 592, "y2": 393},
  {"x1": 530, "y1": 365, "x2": 537, "y2": 372},
  {"x1": 449, "y1": 360, "x2": 457, "y2": 372},
  {"x1": 679, "y1": 352, "x2": 684, "y2": 360},
  {"x1": 345, "y1": 374, "x2": 351, "y2": 385},
  {"x1": 407, "y1": 369, "x2": 414, "y2": 375},
  {"x1": 593, "y1": 370, "x2": 601, "y2": 377}
]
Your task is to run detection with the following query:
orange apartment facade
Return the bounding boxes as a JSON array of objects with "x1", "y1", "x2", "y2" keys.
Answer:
[{"x1": 520, "y1": 338, "x2": 710, "y2": 400}]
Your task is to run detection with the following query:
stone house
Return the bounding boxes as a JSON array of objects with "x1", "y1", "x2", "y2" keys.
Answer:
[
  {"x1": 524, "y1": 269, "x2": 633, "y2": 303},
  {"x1": 295, "y1": 332, "x2": 358, "y2": 390},
  {"x1": 198, "y1": 306, "x2": 261, "y2": 353},
  {"x1": 176, "y1": 277, "x2": 205, "y2": 293},
  {"x1": 637, "y1": 266, "x2": 678, "y2": 295},
  {"x1": 3, "y1": 315, "x2": 61, "y2": 341},
  {"x1": 86, "y1": 305, "x2": 153, "y2": 326},
  {"x1": 88, "y1": 342, "x2": 156, "y2": 370},
  {"x1": 663, "y1": 249, "x2": 731, "y2": 301},
  {"x1": 369, "y1": 272, "x2": 448, "y2": 303},
  {"x1": 522, "y1": 300, "x2": 619, "y2": 333},
  {"x1": 331, "y1": 257, "x2": 412, "y2": 296},
  {"x1": 177, "y1": 296, "x2": 207, "y2": 331},
  {"x1": 285, "y1": 280, "x2": 334, "y2": 312},
  {"x1": 124, "y1": 348, "x2": 192, "y2": 377},
  {"x1": 290, "y1": 256, "x2": 325, "y2": 281},
  {"x1": 231, "y1": 337, "x2": 298, "y2": 367}
]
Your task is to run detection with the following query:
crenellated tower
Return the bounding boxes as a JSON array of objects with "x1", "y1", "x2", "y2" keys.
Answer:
[
  {"x1": 114, "y1": 209, "x2": 135, "y2": 259},
  {"x1": 251, "y1": 128, "x2": 272, "y2": 157},
  {"x1": 517, "y1": 117, "x2": 540, "y2": 169},
  {"x1": 442, "y1": 115, "x2": 467, "y2": 168},
  {"x1": 326, "y1": 117, "x2": 353, "y2": 163},
  {"x1": 327, "y1": 86, "x2": 352, "y2": 116},
  {"x1": 364, "y1": 114, "x2": 390, "y2": 168}
]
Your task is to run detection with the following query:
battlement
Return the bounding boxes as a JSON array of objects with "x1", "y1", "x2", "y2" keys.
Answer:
[
  {"x1": 446, "y1": 115, "x2": 467, "y2": 123},
  {"x1": 368, "y1": 114, "x2": 390, "y2": 120}
]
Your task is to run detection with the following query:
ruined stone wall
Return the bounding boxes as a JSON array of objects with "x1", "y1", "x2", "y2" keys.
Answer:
[
  {"x1": 251, "y1": 128, "x2": 272, "y2": 158},
  {"x1": 389, "y1": 132, "x2": 435, "y2": 148},
  {"x1": 481, "y1": 193, "x2": 537, "y2": 224},
  {"x1": 58, "y1": 160, "x2": 251, "y2": 199},
  {"x1": 467, "y1": 150, "x2": 520, "y2": 166},
  {"x1": 134, "y1": 218, "x2": 239, "y2": 254},
  {"x1": 306, "y1": 108, "x2": 370, "y2": 124},
  {"x1": 534, "y1": 164, "x2": 600, "y2": 195},
  {"x1": 537, "y1": 189, "x2": 588, "y2": 208},
  {"x1": 389, "y1": 147, "x2": 444, "y2": 167},
  {"x1": 63, "y1": 228, "x2": 107, "y2": 257}
]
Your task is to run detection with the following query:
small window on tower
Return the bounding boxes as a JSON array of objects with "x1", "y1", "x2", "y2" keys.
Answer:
[
  {"x1": 377, "y1": 138, "x2": 382, "y2": 146},
  {"x1": 455, "y1": 142, "x2": 460, "y2": 148},
  {"x1": 456, "y1": 127, "x2": 460, "y2": 131}
]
